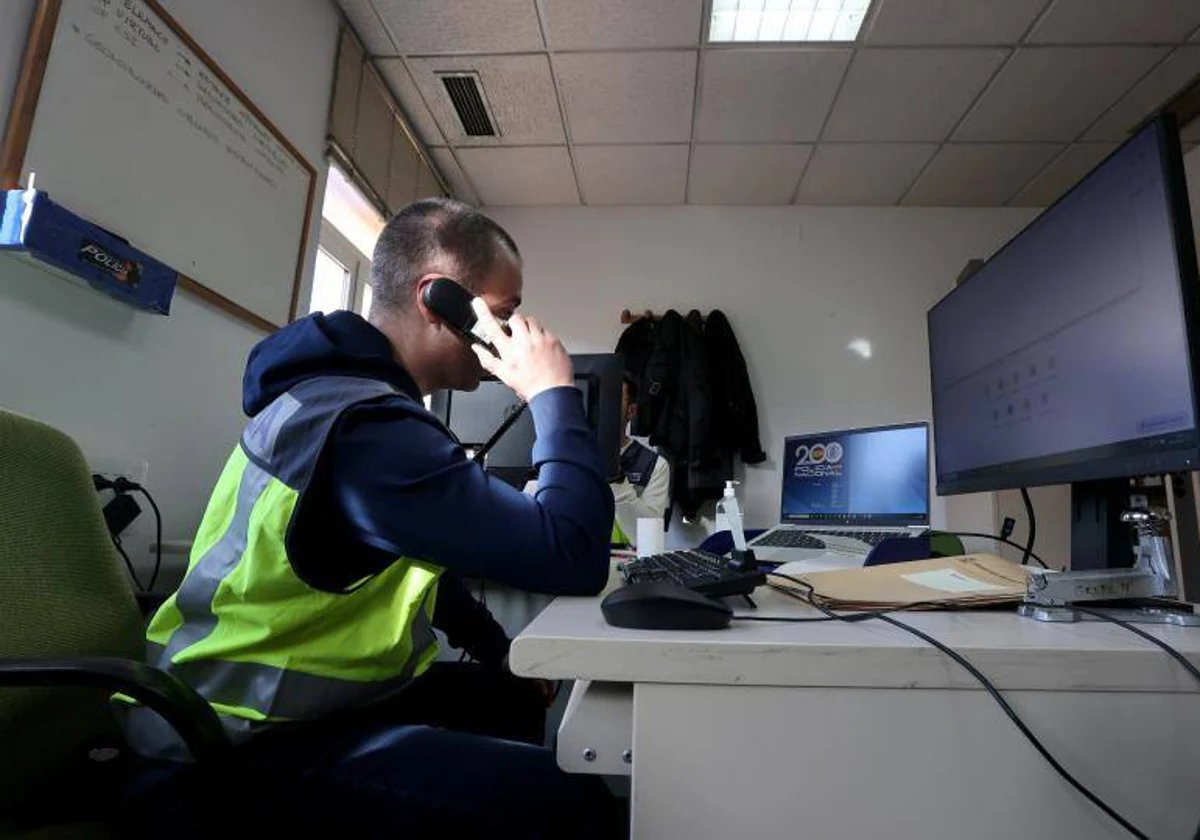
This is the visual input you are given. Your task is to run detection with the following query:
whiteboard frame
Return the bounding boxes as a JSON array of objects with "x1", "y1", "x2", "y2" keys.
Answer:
[{"x1": 0, "y1": 0, "x2": 317, "y2": 333}]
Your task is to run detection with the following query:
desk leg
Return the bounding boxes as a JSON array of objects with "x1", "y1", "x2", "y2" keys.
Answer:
[{"x1": 629, "y1": 682, "x2": 1200, "y2": 839}]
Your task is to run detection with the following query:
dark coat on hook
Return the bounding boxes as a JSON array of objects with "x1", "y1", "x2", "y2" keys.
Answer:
[{"x1": 616, "y1": 308, "x2": 765, "y2": 518}]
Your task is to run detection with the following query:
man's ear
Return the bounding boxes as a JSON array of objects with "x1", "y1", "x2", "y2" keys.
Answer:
[{"x1": 414, "y1": 274, "x2": 443, "y2": 325}]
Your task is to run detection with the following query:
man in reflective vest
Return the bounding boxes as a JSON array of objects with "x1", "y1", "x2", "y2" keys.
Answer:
[
  {"x1": 124, "y1": 199, "x2": 619, "y2": 836},
  {"x1": 611, "y1": 373, "x2": 671, "y2": 548}
]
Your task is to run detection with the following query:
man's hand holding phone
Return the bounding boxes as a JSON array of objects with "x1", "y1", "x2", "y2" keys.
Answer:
[{"x1": 470, "y1": 299, "x2": 573, "y2": 402}]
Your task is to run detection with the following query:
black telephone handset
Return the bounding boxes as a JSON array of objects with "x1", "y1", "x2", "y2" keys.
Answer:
[{"x1": 421, "y1": 277, "x2": 500, "y2": 358}]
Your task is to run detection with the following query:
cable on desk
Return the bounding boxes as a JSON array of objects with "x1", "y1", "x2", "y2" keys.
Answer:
[
  {"x1": 733, "y1": 614, "x2": 841, "y2": 623},
  {"x1": 733, "y1": 597, "x2": 963, "y2": 624},
  {"x1": 932, "y1": 530, "x2": 1050, "y2": 569},
  {"x1": 1069, "y1": 605, "x2": 1200, "y2": 687},
  {"x1": 764, "y1": 571, "x2": 1150, "y2": 840},
  {"x1": 874, "y1": 612, "x2": 1147, "y2": 839}
]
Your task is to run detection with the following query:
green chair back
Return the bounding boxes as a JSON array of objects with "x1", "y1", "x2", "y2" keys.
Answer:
[{"x1": 0, "y1": 409, "x2": 143, "y2": 815}]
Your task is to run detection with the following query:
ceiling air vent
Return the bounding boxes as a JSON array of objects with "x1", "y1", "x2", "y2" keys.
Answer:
[{"x1": 439, "y1": 72, "x2": 498, "y2": 137}]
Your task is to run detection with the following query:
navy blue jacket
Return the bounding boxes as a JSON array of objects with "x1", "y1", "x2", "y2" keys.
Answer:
[{"x1": 241, "y1": 311, "x2": 614, "y2": 666}]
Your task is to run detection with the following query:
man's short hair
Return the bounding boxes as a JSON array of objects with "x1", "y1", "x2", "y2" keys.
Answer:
[{"x1": 371, "y1": 198, "x2": 520, "y2": 313}]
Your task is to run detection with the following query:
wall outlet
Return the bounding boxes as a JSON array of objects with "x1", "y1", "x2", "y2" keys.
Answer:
[{"x1": 87, "y1": 455, "x2": 149, "y2": 487}]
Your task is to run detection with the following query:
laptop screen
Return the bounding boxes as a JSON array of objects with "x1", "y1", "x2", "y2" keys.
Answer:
[{"x1": 780, "y1": 423, "x2": 929, "y2": 526}]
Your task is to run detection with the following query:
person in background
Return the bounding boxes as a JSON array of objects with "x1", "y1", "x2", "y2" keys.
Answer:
[{"x1": 611, "y1": 372, "x2": 671, "y2": 549}]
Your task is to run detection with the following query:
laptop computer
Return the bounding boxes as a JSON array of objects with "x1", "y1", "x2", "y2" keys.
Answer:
[{"x1": 748, "y1": 422, "x2": 930, "y2": 565}]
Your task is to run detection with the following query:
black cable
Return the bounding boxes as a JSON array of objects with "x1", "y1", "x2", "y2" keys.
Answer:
[
  {"x1": 734, "y1": 613, "x2": 840, "y2": 623},
  {"x1": 94, "y1": 475, "x2": 164, "y2": 592},
  {"x1": 472, "y1": 402, "x2": 528, "y2": 464},
  {"x1": 1020, "y1": 487, "x2": 1037, "y2": 566},
  {"x1": 1070, "y1": 605, "x2": 1200, "y2": 687},
  {"x1": 132, "y1": 485, "x2": 163, "y2": 592},
  {"x1": 763, "y1": 571, "x2": 1149, "y2": 839},
  {"x1": 875, "y1": 612, "x2": 1148, "y2": 839},
  {"x1": 933, "y1": 529, "x2": 1050, "y2": 569},
  {"x1": 112, "y1": 536, "x2": 145, "y2": 593}
]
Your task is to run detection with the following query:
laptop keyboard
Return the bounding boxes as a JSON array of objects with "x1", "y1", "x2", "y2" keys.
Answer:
[
  {"x1": 754, "y1": 531, "x2": 827, "y2": 550},
  {"x1": 823, "y1": 530, "x2": 901, "y2": 546},
  {"x1": 755, "y1": 529, "x2": 912, "y2": 549}
]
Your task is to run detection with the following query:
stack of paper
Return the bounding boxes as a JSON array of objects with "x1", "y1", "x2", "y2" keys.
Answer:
[{"x1": 769, "y1": 553, "x2": 1034, "y2": 611}]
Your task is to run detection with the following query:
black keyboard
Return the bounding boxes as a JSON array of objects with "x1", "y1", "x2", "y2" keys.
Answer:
[{"x1": 619, "y1": 550, "x2": 765, "y2": 598}]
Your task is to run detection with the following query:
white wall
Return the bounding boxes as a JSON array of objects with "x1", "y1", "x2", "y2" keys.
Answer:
[
  {"x1": 0, "y1": 0, "x2": 339, "y2": 587},
  {"x1": 487, "y1": 205, "x2": 1036, "y2": 542}
]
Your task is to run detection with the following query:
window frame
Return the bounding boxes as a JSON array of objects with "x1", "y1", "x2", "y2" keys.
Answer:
[{"x1": 312, "y1": 217, "x2": 373, "y2": 316}]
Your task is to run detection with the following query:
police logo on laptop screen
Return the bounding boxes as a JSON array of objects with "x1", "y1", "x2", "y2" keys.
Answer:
[{"x1": 782, "y1": 423, "x2": 928, "y2": 524}]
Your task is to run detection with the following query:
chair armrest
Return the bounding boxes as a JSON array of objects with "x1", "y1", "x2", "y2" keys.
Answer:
[{"x1": 0, "y1": 656, "x2": 231, "y2": 761}]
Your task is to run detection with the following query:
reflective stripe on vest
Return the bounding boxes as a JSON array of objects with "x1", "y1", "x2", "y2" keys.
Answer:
[{"x1": 122, "y1": 376, "x2": 443, "y2": 760}]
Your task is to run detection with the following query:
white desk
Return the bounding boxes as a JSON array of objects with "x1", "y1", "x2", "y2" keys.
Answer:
[{"x1": 511, "y1": 578, "x2": 1200, "y2": 839}]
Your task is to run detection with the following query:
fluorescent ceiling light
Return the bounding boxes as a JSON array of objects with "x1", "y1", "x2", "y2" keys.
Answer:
[{"x1": 709, "y1": 0, "x2": 871, "y2": 43}]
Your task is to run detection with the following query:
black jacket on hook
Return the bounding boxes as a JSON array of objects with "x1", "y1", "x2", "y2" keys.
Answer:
[
  {"x1": 616, "y1": 308, "x2": 766, "y2": 518},
  {"x1": 641, "y1": 310, "x2": 683, "y2": 445},
  {"x1": 705, "y1": 310, "x2": 767, "y2": 465}
]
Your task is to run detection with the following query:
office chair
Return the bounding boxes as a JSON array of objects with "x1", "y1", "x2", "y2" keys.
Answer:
[{"x1": 0, "y1": 408, "x2": 229, "y2": 835}]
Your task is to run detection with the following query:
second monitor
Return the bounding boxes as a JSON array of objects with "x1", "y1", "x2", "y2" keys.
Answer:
[{"x1": 433, "y1": 353, "x2": 624, "y2": 486}]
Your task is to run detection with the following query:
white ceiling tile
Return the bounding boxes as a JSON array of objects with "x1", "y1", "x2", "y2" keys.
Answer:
[
  {"x1": 370, "y1": 0, "x2": 543, "y2": 54},
  {"x1": 903, "y1": 143, "x2": 1062, "y2": 205},
  {"x1": 954, "y1": 47, "x2": 1167, "y2": 142},
  {"x1": 406, "y1": 55, "x2": 564, "y2": 146},
  {"x1": 1085, "y1": 46, "x2": 1200, "y2": 141},
  {"x1": 796, "y1": 143, "x2": 938, "y2": 205},
  {"x1": 556, "y1": 52, "x2": 697, "y2": 143},
  {"x1": 688, "y1": 144, "x2": 812, "y2": 204},
  {"x1": 428, "y1": 148, "x2": 480, "y2": 204},
  {"x1": 574, "y1": 145, "x2": 689, "y2": 204},
  {"x1": 542, "y1": 0, "x2": 703, "y2": 49},
  {"x1": 695, "y1": 49, "x2": 851, "y2": 143},
  {"x1": 417, "y1": 158, "x2": 442, "y2": 198},
  {"x1": 376, "y1": 59, "x2": 445, "y2": 147},
  {"x1": 1009, "y1": 143, "x2": 1117, "y2": 206},
  {"x1": 457, "y1": 147, "x2": 579, "y2": 205},
  {"x1": 863, "y1": 0, "x2": 1047, "y2": 45},
  {"x1": 1028, "y1": 0, "x2": 1200, "y2": 44},
  {"x1": 824, "y1": 49, "x2": 1007, "y2": 142},
  {"x1": 337, "y1": 0, "x2": 397, "y2": 55}
]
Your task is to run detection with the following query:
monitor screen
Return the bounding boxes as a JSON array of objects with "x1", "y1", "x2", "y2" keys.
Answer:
[
  {"x1": 928, "y1": 118, "x2": 1200, "y2": 495},
  {"x1": 781, "y1": 423, "x2": 929, "y2": 525},
  {"x1": 438, "y1": 353, "x2": 622, "y2": 481}
]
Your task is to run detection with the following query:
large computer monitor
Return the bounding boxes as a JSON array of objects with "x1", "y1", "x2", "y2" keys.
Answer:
[
  {"x1": 432, "y1": 352, "x2": 623, "y2": 485},
  {"x1": 927, "y1": 115, "x2": 1200, "y2": 567}
]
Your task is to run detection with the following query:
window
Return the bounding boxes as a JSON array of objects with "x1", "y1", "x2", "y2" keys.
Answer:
[
  {"x1": 310, "y1": 247, "x2": 350, "y2": 315},
  {"x1": 307, "y1": 163, "x2": 384, "y2": 317}
]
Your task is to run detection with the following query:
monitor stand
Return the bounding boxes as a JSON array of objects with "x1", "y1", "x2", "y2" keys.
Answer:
[{"x1": 1018, "y1": 480, "x2": 1200, "y2": 626}]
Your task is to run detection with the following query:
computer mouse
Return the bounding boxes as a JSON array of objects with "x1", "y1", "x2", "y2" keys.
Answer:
[{"x1": 601, "y1": 581, "x2": 733, "y2": 631}]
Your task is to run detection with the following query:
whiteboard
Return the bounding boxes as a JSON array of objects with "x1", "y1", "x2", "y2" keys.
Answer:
[{"x1": 17, "y1": 0, "x2": 315, "y2": 329}]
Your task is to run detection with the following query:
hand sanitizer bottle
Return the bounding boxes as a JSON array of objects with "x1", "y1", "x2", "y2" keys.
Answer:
[{"x1": 715, "y1": 480, "x2": 746, "y2": 550}]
